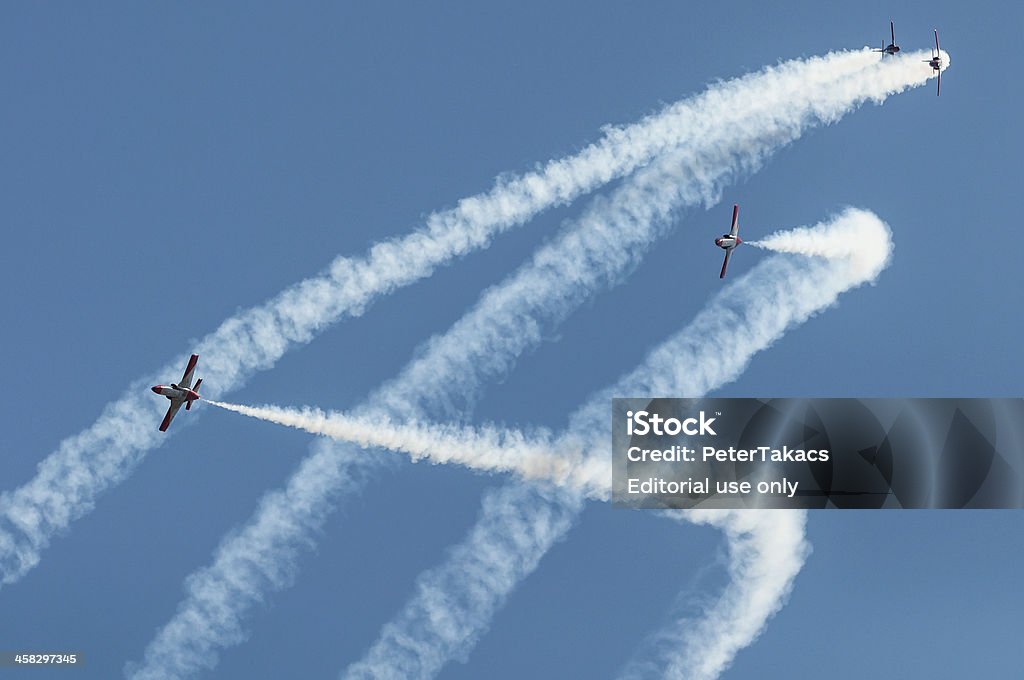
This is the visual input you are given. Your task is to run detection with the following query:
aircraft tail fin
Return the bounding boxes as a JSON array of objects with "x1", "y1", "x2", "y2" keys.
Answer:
[{"x1": 186, "y1": 378, "x2": 203, "y2": 411}]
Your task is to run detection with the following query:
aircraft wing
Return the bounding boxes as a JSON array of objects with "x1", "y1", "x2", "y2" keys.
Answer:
[
  {"x1": 719, "y1": 249, "x2": 732, "y2": 279},
  {"x1": 159, "y1": 401, "x2": 183, "y2": 432},
  {"x1": 729, "y1": 204, "x2": 740, "y2": 237},
  {"x1": 179, "y1": 354, "x2": 199, "y2": 389}
]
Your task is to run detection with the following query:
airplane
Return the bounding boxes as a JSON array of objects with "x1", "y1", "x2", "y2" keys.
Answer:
[
  {"x1": 873, "y1": 20, "x2": 900, "y2": 57},
  {"x1": 924, "y1": 29, "x2": 943, "y2": 96},
  {"x1": 714, "y1": 204, "x2": 742, "y2": 279},
  {"x1": 151, "y1": 354, "x2": 203, "y2": 431}
]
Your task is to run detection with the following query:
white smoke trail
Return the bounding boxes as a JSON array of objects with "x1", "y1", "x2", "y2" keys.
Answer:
[
  {"x1": 350, "y1": 482, "x2": 585, "y2": 680},
  {"x1": 1, "y1": 45, "x2": 785, "y2": 588},
  {"x1": 344, "y1": 208, "x2": 892, "y2": 680},
  {"x1": 618, "y1": 509, "x2": 809, "y2": 680},
  {"x1": 125, "y1": 43, "x2": 929, "y2": 677},
  {"x1": 206, "y1": 400, "x2": 580, "y2": 488},
  {"x1": 747, "y1": 213, "x2": 893, "y2": 262}
]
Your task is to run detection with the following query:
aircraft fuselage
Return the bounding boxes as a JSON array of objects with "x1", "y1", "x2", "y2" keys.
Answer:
[
  {"x1": 151, "y1": 384, "x2": 201, "y2": 403},
  {"x1": 715, "y1": 234, "x2": 742, "y2": 250}
]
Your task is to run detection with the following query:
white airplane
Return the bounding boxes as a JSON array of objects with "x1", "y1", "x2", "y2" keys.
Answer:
[
  {"x1": 151, "y1": 354, "x2": 203, "y2": 431},
  {"x1": 924, "y1": 29, "x2": 943, "y2": 96},
  {"x1": 873, "y1": 20, "x2": 901, "y2": 57},
  {"x1": 714, "y1": 204, "x2": 742, "y2": 279}
]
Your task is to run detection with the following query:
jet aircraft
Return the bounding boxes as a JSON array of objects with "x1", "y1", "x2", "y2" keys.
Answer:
[
  {"x1": 714, "y1": 204, "x2": 742, "y2": 279},
  {"x1": 873, "y1": 20, "x2": 900, "y2": 56},
  {"x1": 925, "y1": 29, "x2": 943, "y2": 96},
  {"x1": 151, "y1": 354, "x2": 203, "y2": 431}
]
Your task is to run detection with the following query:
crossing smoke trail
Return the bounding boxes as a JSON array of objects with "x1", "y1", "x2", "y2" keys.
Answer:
[
  {"x1": 0, "y1": 46, "x2": 797, "y2": 589},
  {"x1": 127, "y1": 45, "x2": 937, "y2": 679}
]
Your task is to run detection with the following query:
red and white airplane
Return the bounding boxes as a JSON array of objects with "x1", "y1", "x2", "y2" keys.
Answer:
[
  {"x1": 924, "y1": 29, "x2": 943, "y2": 96},
  {"x1": 151, "y1": 354, "x2": 203, "y2": 432},
  {"x1": 873, "y1": 20, "x2": 900, "y2": 57},
  {"x1": 714, "y1": 204, "x2": 742, "y2": 279}
]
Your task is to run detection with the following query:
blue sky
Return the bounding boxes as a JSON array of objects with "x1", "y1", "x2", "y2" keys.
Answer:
[{"x1": 2, "y1": 2, "x2": 1022, "y2": 679}]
